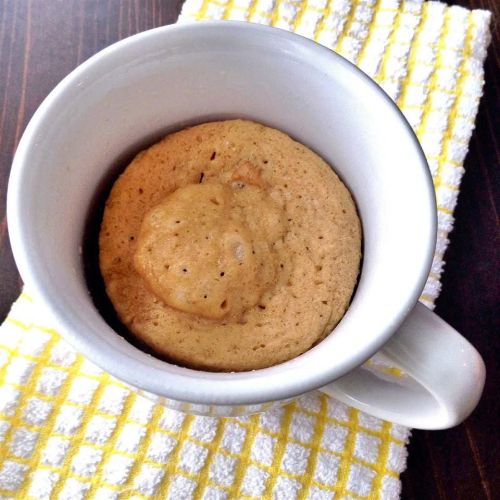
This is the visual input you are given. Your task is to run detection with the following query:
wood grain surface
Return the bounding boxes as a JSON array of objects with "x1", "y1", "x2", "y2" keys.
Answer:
[{"x1": 0, "y1": 1, "x2": 498, "y2": 498}]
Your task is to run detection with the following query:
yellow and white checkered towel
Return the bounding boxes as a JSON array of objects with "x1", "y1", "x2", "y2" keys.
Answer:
[{"x1": 0, "y1": 1, "x2": 491, "y2": 498}]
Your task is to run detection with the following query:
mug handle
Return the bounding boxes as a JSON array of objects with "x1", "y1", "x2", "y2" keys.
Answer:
[{"x1": 319, "y1": 302, "x2": 486, "y2": 429}]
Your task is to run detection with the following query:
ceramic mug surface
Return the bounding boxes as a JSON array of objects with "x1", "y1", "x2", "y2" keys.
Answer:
[{"x1": 7, "y1": 22, "x2": 485, "y2": 429}]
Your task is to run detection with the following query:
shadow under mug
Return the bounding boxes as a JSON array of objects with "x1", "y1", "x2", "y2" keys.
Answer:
[{"x1": 7, "y1": 22, "x2": 485, "y2": 429}]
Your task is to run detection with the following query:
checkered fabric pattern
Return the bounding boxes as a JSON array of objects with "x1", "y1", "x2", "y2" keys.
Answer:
[
  {"x1": 0, "y1": 1, "x2": 491, "y2": 499},
  {"x1": 0, "y1": 296, "x2": 409, "y2": 499}
]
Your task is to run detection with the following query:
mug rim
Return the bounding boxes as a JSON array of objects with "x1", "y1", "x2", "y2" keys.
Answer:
[{"x1": 7, "y1": 21, "x2": 437, "y2": 406}]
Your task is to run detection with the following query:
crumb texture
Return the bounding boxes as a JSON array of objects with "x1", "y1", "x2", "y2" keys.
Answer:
[{"x1": 99, "y1": 119, "x2": 361, "y2": 371}]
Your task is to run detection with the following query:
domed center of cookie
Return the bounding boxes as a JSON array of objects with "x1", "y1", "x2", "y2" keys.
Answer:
[{"x1": 133, "y1": 182, "x2": 287, "y2": 320}]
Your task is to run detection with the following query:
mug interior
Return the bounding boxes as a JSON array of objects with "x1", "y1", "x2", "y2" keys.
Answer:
[{"x1": 7, "y1": 22, "x2": 436, "y2": 406}]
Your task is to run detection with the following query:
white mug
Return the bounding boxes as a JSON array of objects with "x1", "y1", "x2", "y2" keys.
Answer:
[{"x1": 7, "y1": 22, "x2": 485, "y2": 429}]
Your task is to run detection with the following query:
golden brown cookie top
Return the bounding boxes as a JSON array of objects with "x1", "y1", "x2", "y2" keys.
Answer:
[{"x1": 99, "y1": 119, "x2": 361, "y2": 371}]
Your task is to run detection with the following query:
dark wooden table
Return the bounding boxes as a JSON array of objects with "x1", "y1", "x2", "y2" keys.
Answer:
[{"x1": 0, "y1": 1, "x2": 498, "y2": 498}]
